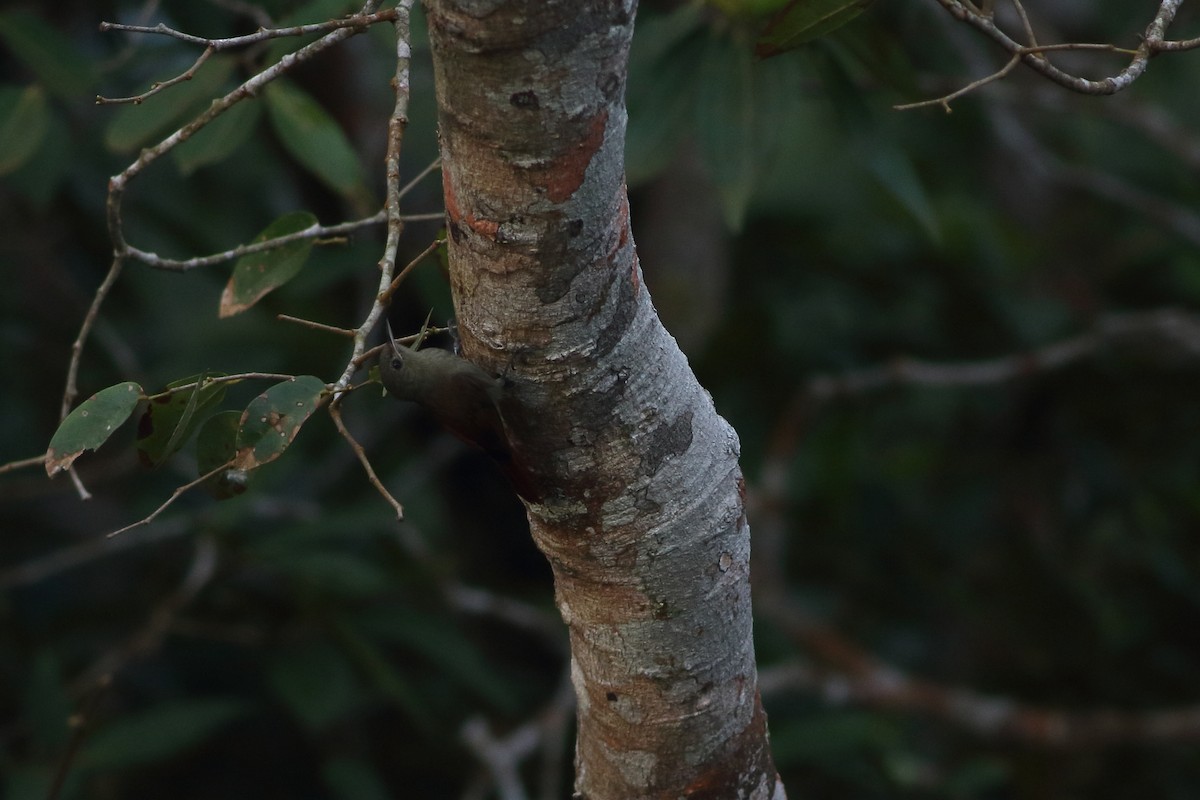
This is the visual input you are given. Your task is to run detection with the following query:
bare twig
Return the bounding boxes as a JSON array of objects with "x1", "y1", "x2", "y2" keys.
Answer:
[
  {"x1": 907, "y1": 0, "x2": 1191, "y2": 108},
  {"x1": 460, "y1": 669, "x2": 576, "y2": 800},
  {"x1": 331, "y1": 1, "x2": 418, "y2": 398},
  {"x1": 277, "y1": 314, "x2": 358, "y2": 337},
  {"x1": 96, "y1": 46, "x2": 215, "y2": 106},
  {"x1": 799, "y1": 308, "x2": 1200, "y2": 405},
  {"x1": 0, "y1": 452, "x2": 48, "y2": 475},
  {"x1": 123, "y1": 210, "x2": 387, "y2": 272},
  {"x1": 895, "y1": 53, "x2": 1021, "y2": 112},
  {"x1": 96, "y1": 9, "x2": 400, "y2": 104},
  {"x1": 758, "y1": 642, "x2": 1200, "y2": 746},
  {"x1": 328, "y1": 399, "x2": 405, "y2": 519},
  {"x1": 105, "y1": 461, "x2": 234, "y2": 539},
  {"x1": 142, "y1": 372, "x2": 299, "y2": 402},
  {"x1": 443, "y1": 583, "x2": 565, "y2": 650},
  {"x1": 398, "y1": 156, "x2": 442, "y2": 200},
  {"x1": 381, "y1": 236, "x2": 445, "y2": 305}
]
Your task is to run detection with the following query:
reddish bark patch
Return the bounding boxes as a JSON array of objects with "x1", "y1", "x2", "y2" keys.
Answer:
[
  {"x1": 443, "y1": 168, "x2": 500, "y2": 239},
  {"x1": 541, "y1": 109, "x2": 609, "y2": 203}
]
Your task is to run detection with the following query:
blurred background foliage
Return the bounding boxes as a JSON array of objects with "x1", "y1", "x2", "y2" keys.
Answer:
[{"x1": 2, "y1": 0, "x2": 1200, "y2": 797}]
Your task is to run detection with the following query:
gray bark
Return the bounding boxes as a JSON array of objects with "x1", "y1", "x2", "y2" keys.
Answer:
[{"x1": 424, "y1": 2, "x2": 785, "y2": 796}]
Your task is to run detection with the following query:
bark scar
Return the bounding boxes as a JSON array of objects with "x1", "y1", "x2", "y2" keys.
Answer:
[
  {"x1": 539, "y1": 109, "x2": 609, "y2": 203},
  {"x1": 443, "y1": 168, "x2": 500, "y2": 239}
]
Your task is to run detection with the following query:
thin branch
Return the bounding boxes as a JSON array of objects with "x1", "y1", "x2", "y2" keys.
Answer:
[
  {"x1": 332, "y1": 0, "x2": 418, "y2": 398},
  {"x1": 1052, "y1": 163, "x2": 1200, "y2": 248},
  {"x1": 142, "y1": 371, "x2": 299, "y2": 402},
  {"x1": 0, "y1": 452, "x2": 48, "y2": 475},
  {"x1": 277, "y1": 314, "x2": 357, "y2": 337},
  {"x1": 443, "y1": 583, "x2": 565, "y2": 650},
  {"x1": 328, "y1": 400, "x2": 405, "y2": 519},
  {"x1": 914, "y1": 0, "x2": 1186, "y2": 105},
  {"x1": 105, "y1": 461, "x2": 233, "y2": 539},
  {"x1": 896, "y1": 42, "x2": 1138, "y2": 112},
  {"x1": 398, "y1": 156, "x2": 442, "y2": 201},
  {"x1": 895, "y1": 53, "x2": 1020, "y2": 112},
  {"x1": 97, "y1": 46, "x2": 214, "y2": 106},
  {"x1": 1153, "y1": 34, "x2": 1200, "y2": 52},
  {"x1": 799, "y1": 308, "x2": 1200, "y2": 406},
  {"x1": 460, "y1": 669, "x2": 576, "y2": 800},
  {"x1": 381, "y1": 236, "x2": 445, "y2": 305},
  {"x1": 124, "y1": 210, "x2": 387, "y2": 272},
  {"x1": 1010, "y1": 0, "x2": 1038, "y2": 52},
  {"x1": 758, "y1": 642, "x2": 1200, "y2": 746},
  {"x1": 96, "y1": 9, "x2": 399, "y2": 104}
]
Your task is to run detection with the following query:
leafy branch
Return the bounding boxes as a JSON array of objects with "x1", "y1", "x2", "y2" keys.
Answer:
[{"x1": 6, "y1": 0, "x2": 438, "y2": 538}]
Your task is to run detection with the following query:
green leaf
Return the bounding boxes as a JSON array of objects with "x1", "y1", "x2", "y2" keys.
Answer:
[
  {"x1": 196, "y1": 410, "x2": 248, "y2": 499},
  {"x1": 330, "y1": 620, "x2": 431, "y2": 729},
  {"x1": 0, "y1": 84, "x2": 49, "y2": 175},
  {"x1": 358, "y1": 612, "x2": 518, "y2": 713},
  {"x1": 46, "y1": 382, "x2": 142, "y2": 477},
  {"x1": 25, "y1": 650, "x2": 71, "y2": 751},
  {"x1": 0, "y1": 10, "x2": 94, "y2": 99},
  {"x1": 103, "y1": 55, "x2": 236, "y2": 153},
  {"x1": 267, "y1": 644, "x2": 363, "y2": 731},
  {"x1": 136, "y1": 374, "x2": 228, "y2": 468},
  {"x1": 265, "y1": 80, "x2": 366, "y2": 199},
  {"x1": 174, "y1": 98, "x2": 262, "y2": 175},
  {"x1": 219, "y1": 211, "x2": 318, "y2": 317},
  {"x1": 270, "y1": 550, "x2": 394, "y2": 598},
  {"x1": 866, "y1": 143, "x2": 941, "y2": 243},
  {"x1": 233, "y1": 375, "x2": 326, "y2": 470},
  {"x1": 756, "y1": 0, "x2": 873, "y2": 58},
  {"x1": 694, "y1": 35, "x2": 757, "y2": 230},
  {"x1": 78, "y1": 698, "x2": 248, "y2": 770},
  {"x1": 625, "y1": 9, "x2": 706, "y2": 184},
  {"x1": 5, "y1": 100, "x2": 70, "y2": 207},
  {"x1": 3, "y1": 766, "x2": 57, "y2": 800}
]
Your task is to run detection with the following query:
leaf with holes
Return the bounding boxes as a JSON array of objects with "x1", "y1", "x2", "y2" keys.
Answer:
[
  {"x1": 756, "y1": 0, "x2": 873, "y2": 58},
  {"x1": 46, "y1": 382, "x2": 142, "y2": 476},
  {"x1": 218, "y1": 211, "x2": 318, "y2": 318},
  {"x1": 232, "y1": 376, "x2": 326, "y2": 471},
  {"x1": 136, "y1": 374, "x2": 228, "y2": 468}
]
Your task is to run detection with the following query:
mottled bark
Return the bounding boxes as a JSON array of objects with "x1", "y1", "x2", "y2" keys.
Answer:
[{"x1": 424, "y1": 1, "x2": 785, "y2": 797}]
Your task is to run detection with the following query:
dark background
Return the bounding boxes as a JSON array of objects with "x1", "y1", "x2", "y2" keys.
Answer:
[{"x1": 3, "y1": 0, "x2": 1200, "y2": 797}]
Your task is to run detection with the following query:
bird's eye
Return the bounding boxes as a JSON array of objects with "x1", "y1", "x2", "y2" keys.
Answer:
[{"x1": 391, "y1": 358, "x2": 403, "y2": 370}]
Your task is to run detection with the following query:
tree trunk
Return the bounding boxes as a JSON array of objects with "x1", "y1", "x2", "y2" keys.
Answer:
[{"x1": 424, "y1": 2, "x2": 786, "y2": 796}]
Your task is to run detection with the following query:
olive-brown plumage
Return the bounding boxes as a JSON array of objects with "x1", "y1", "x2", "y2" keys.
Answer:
[{"x1": 378, "y1": 334, "x2": 510, "y2": 463}]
